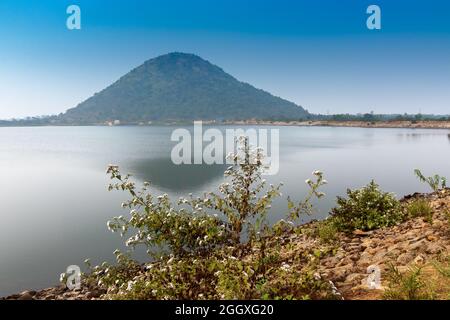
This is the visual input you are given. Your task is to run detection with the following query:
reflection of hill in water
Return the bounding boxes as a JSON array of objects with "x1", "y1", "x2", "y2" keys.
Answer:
[{"x1": 130, "y1": 158, "x2": 227, "y2": 192}]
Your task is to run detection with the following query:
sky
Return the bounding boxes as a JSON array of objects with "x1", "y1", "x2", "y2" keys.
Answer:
[{"x1": 0, "y1": 0, "x2": 449, "y2": 119}]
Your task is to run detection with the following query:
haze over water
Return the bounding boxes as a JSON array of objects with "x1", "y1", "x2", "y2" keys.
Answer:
[{"x1": 0, "y1": 125, "x2": 449, "y2": 296}]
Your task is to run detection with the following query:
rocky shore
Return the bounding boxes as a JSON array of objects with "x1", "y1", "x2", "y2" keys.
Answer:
[
  {"x1": 225, "y1": 120, "x2": 450, "y2": 130},
  {"x1": 2, "y1": 190, "x2": 449, "y2": 300},
  {"x1": 320, "y1": 190, "x2": 450, "y2": 299}
]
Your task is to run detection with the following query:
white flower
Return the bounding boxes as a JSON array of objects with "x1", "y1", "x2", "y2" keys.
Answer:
[
  {"x1": 127, "y1": 281, "x2": 134, "y2": 291},
  {"x1": 280, "y1": 263, "x2": 291, "y2": 271}
]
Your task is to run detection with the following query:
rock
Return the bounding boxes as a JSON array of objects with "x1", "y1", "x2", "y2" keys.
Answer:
[
  {"x1": 385, "y1": 248, "x2": 401, "y2": 258},
  {"x1": 413, "y1": 255, "x2": 425, "y2": 265},
  {"x1": 433, "y1": 220, "x2": 444, "y2": 228},
  {"x1": 358, "y1": 252, "x2": 373, "y2": 267},
  {"x1": 372, "y1": 249, "x2": 387, "y2": 263},
  {"x1": 17, "y1": 292, "x2": 34, "y2": 300},
  {"x1": 353, "y1": 230, "x2": 370, "y2": 237},
  {"x1": 344, "y1": 273, "x2": 365, "y2": 284},
  {"x1": 425, "y1": 243, "x2": 444, "y2": 254},
  {"x1": 408, "y1": 239, "x2": 426, "y2": 251},
  {"x1": 86, "y1": 290, "x2": 102, "y2": 299},
  {"x1": 397, "y1": 252, "x2": 414, "y2": 265},
  {"x1": 349, "y1": 253, "x2": 360, "y2": 262},
  {"x1": 330, "y1": 266, "x2": 352, "y2": 282},
  {"x1": 336, "y1": 257, "x2": 354, "y2": 267}
]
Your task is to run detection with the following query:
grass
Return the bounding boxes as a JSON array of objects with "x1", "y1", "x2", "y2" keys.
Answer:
[
  {"x1": 316, "y1": 220, "x2": 338, "y2": 244},
  {"x1": 384, "y1": 257, "x2": 450, "y2": 300},
  {"x1": 405, "y1": 199, "x2": 434, "y2": 223}
]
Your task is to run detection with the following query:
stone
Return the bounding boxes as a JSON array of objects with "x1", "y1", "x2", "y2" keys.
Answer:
[
  {"x1": 353, "y1": 230, "x2": 370, "y2": 237},
  {"x1": 372, "y1": 249, "x2": 387, "y2": 263},
  {"x1": 344, "y1": 273, "x2": 365, "y2": 284},
  {"x1": 330, "y1": 266, "x2": 351, "y2": 282},
  {"x1": 86, "y1": 290, "x2": 102, "y2": 299},
  {"x1": 425, "y1": 243, "x2": 444, "y2": 254},
  {"x1": 408, "y1": 239, "x2": 426, "y2": 251},
  {"x1": 358, "y1": 252, "x2": 373, "y2": 267},
  {"x1": 17, "y1": 292, "x2": 33, "y2": 300},
  {"x1": 397, "y1": 252, "x2": 414, "y2": 265},
  {"x1": 413, "y1": 255, "x2": 425, "y2": 265}
]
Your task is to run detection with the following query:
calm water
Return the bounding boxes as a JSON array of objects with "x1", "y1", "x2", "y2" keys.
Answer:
[{"x1": 0, "y1": 125, "x2": 449, "y2": 296}]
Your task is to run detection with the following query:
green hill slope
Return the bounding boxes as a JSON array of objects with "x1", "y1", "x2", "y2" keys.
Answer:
[{"x1": 60, "y1": 52, "x2": 308, "y2": 124}]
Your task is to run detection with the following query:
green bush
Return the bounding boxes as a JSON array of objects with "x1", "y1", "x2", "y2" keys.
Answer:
[{"x1": 331, "y1": 181, "x2": 403, "y2": 232}]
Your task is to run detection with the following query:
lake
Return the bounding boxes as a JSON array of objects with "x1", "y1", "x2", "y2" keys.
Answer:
[{"x1": 1, "y1": 125, "x2": 449, "y2": 296}]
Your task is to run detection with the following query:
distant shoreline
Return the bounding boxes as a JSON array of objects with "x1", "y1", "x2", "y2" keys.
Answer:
[
  {"x1": 1, "y1": 120, "x2": 450, "y2": 130},
  {"x1": 223, "y1": 120, "x2": 450, "y2": 130}
]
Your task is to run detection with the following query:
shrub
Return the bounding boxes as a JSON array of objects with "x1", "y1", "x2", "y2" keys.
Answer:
[
  {"x1": 106, "y1": 166, "x2": 229, "y2": 257},
  {"x1": 406, "y1": 199, "x2": 433, "y2": 223},
  {"x1": 83, "y1": 137, "x2": 331, "y2": 300},
  {"x1": 331, "y1": 181, "x2": 403, "y2": 232}
]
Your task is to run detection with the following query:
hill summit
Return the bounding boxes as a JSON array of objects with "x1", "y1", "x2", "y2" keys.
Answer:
[{"x1": 60, "y1": 52, "x2": 308, "y2": 124}]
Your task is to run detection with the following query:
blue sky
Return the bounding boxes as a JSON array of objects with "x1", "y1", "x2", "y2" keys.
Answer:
[{"x1": 0, "y1": 0, "x2": 449, "y2": 119}]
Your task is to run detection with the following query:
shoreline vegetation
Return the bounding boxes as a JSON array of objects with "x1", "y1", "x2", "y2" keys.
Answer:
[
  {"x1": 1, "y1": 120, "x2": 450, "y2": 130},
  {"x1": 2, "y1": 140, "x2": 449, "y2": 300}
]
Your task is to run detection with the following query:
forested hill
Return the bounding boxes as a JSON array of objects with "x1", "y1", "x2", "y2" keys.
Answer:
[{"x1": 58, "y1": 52, "x2": 309, "y2": 124}]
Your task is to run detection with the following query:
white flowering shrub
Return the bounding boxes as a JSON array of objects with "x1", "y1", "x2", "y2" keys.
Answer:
[
  {"x1": 86, "y1": 137, "x2": 332, "y2": 300},
  {"x1": 106, "y1": 167, "x2": 228, "y2": 257}
]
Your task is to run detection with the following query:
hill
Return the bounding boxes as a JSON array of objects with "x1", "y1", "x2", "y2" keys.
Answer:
[{"x1": 59, "y1": 52, "x2": 308, "y2": 124}]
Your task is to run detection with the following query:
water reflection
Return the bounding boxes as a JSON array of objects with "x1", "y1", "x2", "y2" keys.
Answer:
[
  {"x1": 396, "y1": 131, "x2": 450, "y2": 143},
  {"x1": 130, "y1": 158, "x2": 227, "y2": 192}
]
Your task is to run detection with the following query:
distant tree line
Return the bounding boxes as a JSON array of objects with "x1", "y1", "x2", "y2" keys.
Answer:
[{"x1": 315, "y1": 112, "x2": 450, "y2": 123}]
